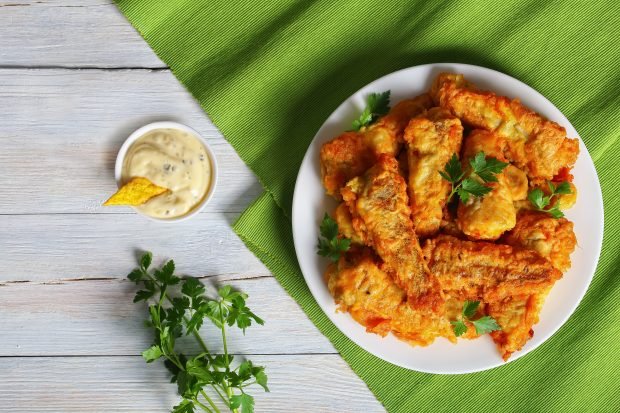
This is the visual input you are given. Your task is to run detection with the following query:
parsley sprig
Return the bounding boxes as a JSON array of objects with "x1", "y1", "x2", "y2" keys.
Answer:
[
  {"x1": 317, "y1": 213, "x2": 351, "y2": 262},
  {"x1": 129, "y1": 252, "x2": 268, "y2": 413},
  {"x1": 451, "y1": 300, "x2": 501, "y2": 337},
  {"x1": 440, "y1": 152, "x2": 508, "y2": 203},
  {"x1": 528, "y1": 181, "x2": 572, "y2": 218},
  {"x1": 351, "y1": 91, "x2": 391, "y2": 131}
]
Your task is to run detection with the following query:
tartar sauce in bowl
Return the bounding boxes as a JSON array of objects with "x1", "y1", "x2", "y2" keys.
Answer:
[{"x1": 115, "y1": 122, "x2": 217, "y2": 221}]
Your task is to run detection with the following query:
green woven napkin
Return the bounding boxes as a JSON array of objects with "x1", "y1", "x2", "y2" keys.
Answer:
[{"x1": 116, "y1": 0, "x2": 620, "y2": 411}]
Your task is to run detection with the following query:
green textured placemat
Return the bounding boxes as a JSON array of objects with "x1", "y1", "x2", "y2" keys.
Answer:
[{"x1": 115, "y1": 0, "x2": 620, "y2": 411}]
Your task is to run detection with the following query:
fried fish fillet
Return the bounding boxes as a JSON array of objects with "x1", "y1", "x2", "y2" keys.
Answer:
[
  {"x1": 503, "y1": 211, "x2": 577, "y2": 272},
  {"x1": 488, "y1": 292, "x2": 551, "y2": 360},
  {"x1": 403, "y1": 107, "x2": 463, "y2": 237},
  {"x1": 423, "y1": 235, "x2": 562, "y2": 359},
  {"x1": 341, "y1": 155, "x2": 443, "y2": 311},
  {"x1": 326, "y1": 246, "x2": 453, "y2": 345},
  {"x1": 423, "y1": 235, "x2": 562, "y2": 303},
  {"x1": 320, "y1": 94, "x2": 433, "y2": 198},
  {"x1": 456, "y1": 130, "x2": 517, "y2": 240},
  {"x1": 431, "y1": 73, "x2": 579, "y2": 180}
]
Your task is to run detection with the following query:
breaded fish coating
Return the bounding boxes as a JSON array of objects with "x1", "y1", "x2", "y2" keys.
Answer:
[
  {"x1": 456, "y1": 130, "x2": 517, "y2": 240},
  {"x1": 423, "y1": 235, "x2": 562, "y2": 303},
  {"x1": 431, "y1": 73, "x2": 579, "y2": 180},
  {"x1": 341, "y1": 155, "x2": 444, "y2": 311},
  {"x1": 326, "y1": 246, "x2": 453, "y2": 345},
  {"x1": 320, "y1": 94, "x2": 432, "y2": 198},
  {"x1": 404, "y1": 107, "x2": 463, "y2": 237},
  {"x1": 503, "y1": 211, "x2": 577, "y2": 272},
  {"x1": 488, "y1": 291, "x2": 551, "y2": 361},
  {"x1": 333, "y1": 202, "x2": 365, "y2": 244}
]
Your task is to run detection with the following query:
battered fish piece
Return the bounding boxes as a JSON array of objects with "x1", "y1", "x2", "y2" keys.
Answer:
[
  {"x1": 320, "y1": 94, "x2": 432, "y2": 198},
  {"x1": 341, "y1": 155, "x2": 443, "y2": 311},
  {"x1": 326, "y1": 247, "x2": 453, "y2": 345},
  {"x1": 431, "y1": 73, "x2": 579, "y2": 180},
  {"x1": 333, "y1": 202, "x2": 365, "y2": 244},
  {"x1": 423, "y1": 235, "x2": 562, "y2": 303},
  {"x1": 456, "y1": 130, "x2": 516, "y2": 240},
  {"x1": 404, "y1": 107, "x2": 463, "y2": 237},
  {"x1": 423, "y1": 235, "x2": 562, "y2": 359},
  {"x1": 503, "y1": 211, "x2": 577, "y2": 271},
  {"x1": 488, "y1": 292, "x2": 552, "y2": 360}
]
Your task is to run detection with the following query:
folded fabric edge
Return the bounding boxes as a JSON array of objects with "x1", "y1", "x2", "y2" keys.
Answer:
[{"x1": 233, "y1": 191, "x2": 393, "y2": 410}]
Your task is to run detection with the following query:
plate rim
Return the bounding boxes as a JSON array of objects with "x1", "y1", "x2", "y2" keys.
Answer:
[{"x1": 291, "y1": 62, "x2": 604, "y2": 374}]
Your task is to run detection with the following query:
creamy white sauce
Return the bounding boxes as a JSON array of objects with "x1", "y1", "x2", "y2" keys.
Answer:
[{"x1": 121, "y1": 128, "x2": 212, "y2": 219}]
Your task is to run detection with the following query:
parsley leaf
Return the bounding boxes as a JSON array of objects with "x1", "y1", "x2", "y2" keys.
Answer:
[
  {"x1": 317, "y1": 213, "x2": 351, "y2": 262},
  {"x1": 461, "y1": 178, "x2": 492, "y2": 198},
  {"x1": 528, "y1": 180, "x2": 572, "y2": 218},
  {"x1": 129, "y1": 252, "x2": 269, "y2": 413},
  {"x1": 462, "y1": 300, "x2": 480, "y2": 319},
  {"x1": 230, "y1": 393, "x2": 254, "y2": 413},
  {"x1": 451, "y1": 320, "x2": 468, "y2": 337},
  {"x1": 172, "y1": 400, "x2": 195, "y2": 413},
  {"x1": 351, "y1": 91, "x2": 391, "y2": 131},
  {"x1": 452, "y1": 300, "x2": 501, "y2": 337},
  {"x1": 142, "y1": 345, "x2": 163, "y2": 363},
  {"x1": 528, "y1": 188, "x2": 548, "y2": 210},
  {"x1": 470, "y1": 152, "x2": 508, "y2": 183},
  {"x1": 439, "y1": 153, "x2": 464, "y2": 183},
  {"x1": 441, "y1": 151, "x2": 505, "y2": 204},
  {"x1": 472, "y1": 316, "x2": 501, "y2": 335}
]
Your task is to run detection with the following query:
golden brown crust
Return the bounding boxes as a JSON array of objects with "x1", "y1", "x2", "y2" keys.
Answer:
[
  {"x1": 341, "y1": 155, "x2": 444, "y2": 312},
  {"x1": 456, "y1": 130, "x2": 517, "y2": 240},
  {"x1": 423, "y1": 235, "x2": 562, "y2": 302},
  {"x1": 320, "y1": 94, "x2": 433, "y2": 199},
  {"x1": 320, "y1": 74, "x2": 579, "y2": 361},
  {"x1": 404, "y1": 107, "x2": 463, "y2": 238},
  {"x1": 503, "y1": 211, "x2": 577, "y2": 271},
  {"x1": 326, "y1": 247, "x2": 453, "y2": 345},
  {"x1": 431, "y1": 73, "x2": 579, "y2": 180}
]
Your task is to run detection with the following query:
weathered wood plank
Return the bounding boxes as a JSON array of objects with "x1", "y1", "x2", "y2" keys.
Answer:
[
  {"x1": 0, "y1": 355, "x2": 385, "y2": 412},
  {"x1": 0, "y1": 0, "x2": 164, "y2": 68},
  {"x1": 0, "y1": 69, "x2": 263, "y2": 215},
  {"x1": 0, "y1": 213, "x2": 271, "y2": 281},
  {"x1": 0, "y1": 277, "x2": 335, "y2": 356}
]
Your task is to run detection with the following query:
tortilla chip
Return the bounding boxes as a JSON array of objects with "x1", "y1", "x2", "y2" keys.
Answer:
[{"x1": 103, "y1": 177, "x2": 169, "y2": 206}]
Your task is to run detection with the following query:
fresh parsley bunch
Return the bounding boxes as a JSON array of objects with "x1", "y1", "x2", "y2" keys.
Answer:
[
  {"x1": 440, "y1": 151, "x2": 508, "y2": 203},
  {"x1": 351, "y1": 91, "x2": 391, "y2": 131},
  {"x1": 528, "y1": 180, "x2": 572, "y2": 218},
  {"x1": 317, "y1": 213, "x2": 351, "y2": 262},
  {"x1": 451, "y1": 300, "x2": 501, "y2": 337},
  {"x1": 129, "y1": 252, "x2": 268, "y2": 413}
]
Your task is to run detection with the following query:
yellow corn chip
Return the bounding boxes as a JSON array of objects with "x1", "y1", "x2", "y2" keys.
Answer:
[{"x1": 103, "y1": 177, "x2": 169, "y2": 206}]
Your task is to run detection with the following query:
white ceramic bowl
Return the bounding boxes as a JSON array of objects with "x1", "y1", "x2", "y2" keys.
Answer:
[
  {"x1": 291, "y1": 63, "x2": 604, "y2": 374},
  {"x1": 114, "y1": 121, "x2": 218, "y2": 223}
]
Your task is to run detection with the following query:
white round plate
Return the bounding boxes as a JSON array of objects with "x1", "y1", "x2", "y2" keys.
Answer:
[{"x1": 291, "y1": 63, "x2": 604, "y2": 374}]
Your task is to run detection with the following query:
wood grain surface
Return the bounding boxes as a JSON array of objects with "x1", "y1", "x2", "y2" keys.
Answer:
[{"x1": 0, "y1": 1, "x2": 384, "y2": 411}]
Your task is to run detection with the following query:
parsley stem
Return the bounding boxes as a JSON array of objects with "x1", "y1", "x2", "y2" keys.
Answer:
[
  {"x1": 219, "y1": 302, "x2": 230, "y2": 372},
  {"x1": 210, "y1": 384, "x2": 228, "y2": 405},
  {"x1": 194, "y1": 398, "x2": 215, "y2": 413},
  {"x1": 199, "y1": 390, "x2": 222, "y2": 413}
]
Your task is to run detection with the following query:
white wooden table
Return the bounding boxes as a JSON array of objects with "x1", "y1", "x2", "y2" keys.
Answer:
[{"x1": 0, "y1": 1, "x2": 385, "y2": 411}]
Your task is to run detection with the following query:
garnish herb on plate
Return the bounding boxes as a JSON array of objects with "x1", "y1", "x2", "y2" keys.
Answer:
[
  {"x1": 451, "y1": 300, "x2": 501, "y2": 337},
  {"x1": 351, "y1": 90, "x2": 391, "y2": 131},
  {"x1": 317, "y1": 213, "x2": 351, "y2": 262},
  {"x1": 129, "y1": 252, "x2": 268, "y2": 413},
  {"x1": 440, "y1": 151, "x2": 508, "y2": 203},
  {"x1": 528, "y1": 181, "x2": 572, "y2": 218}
]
